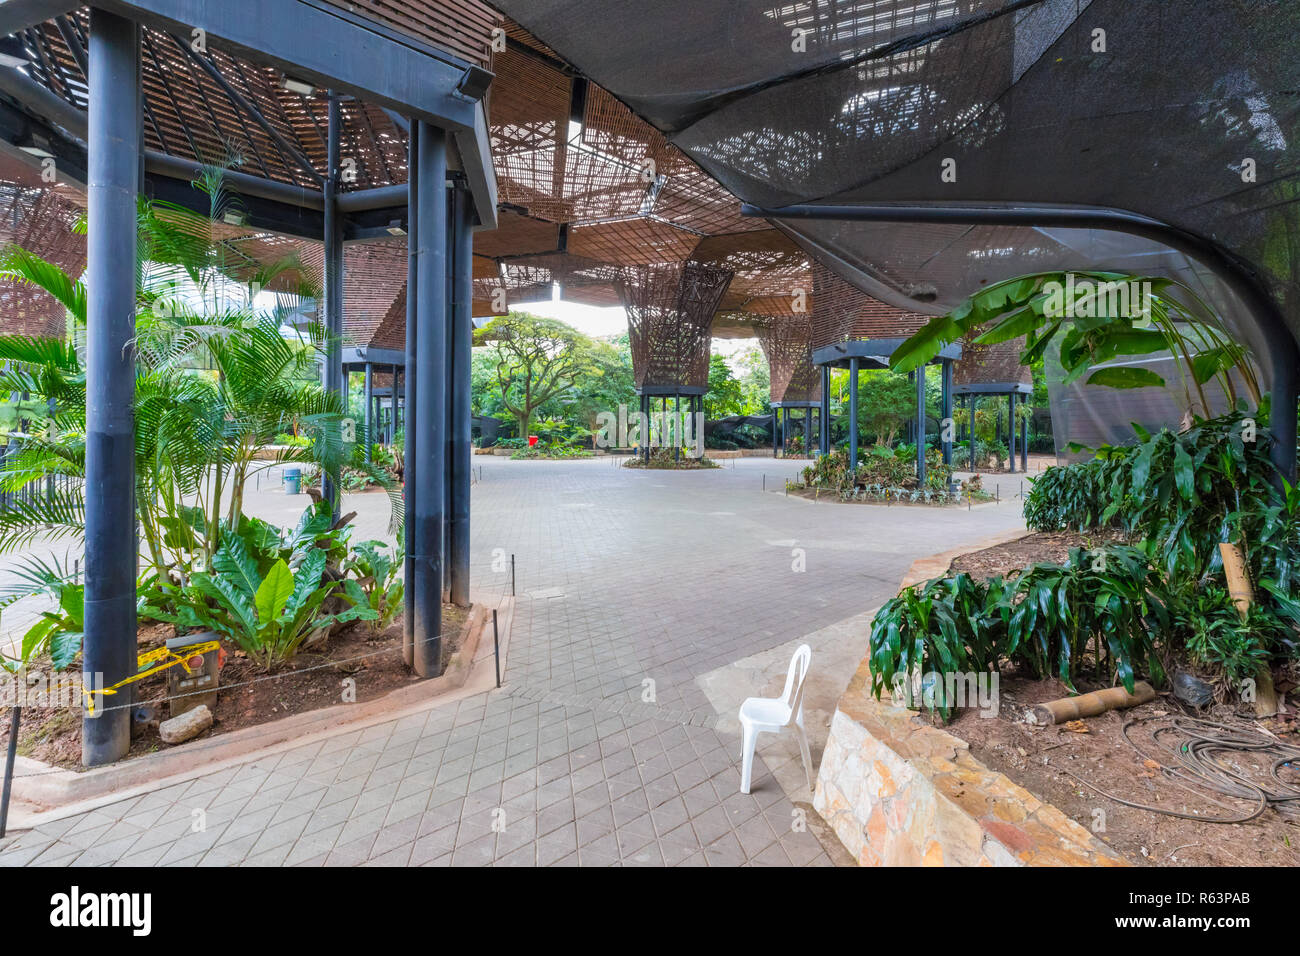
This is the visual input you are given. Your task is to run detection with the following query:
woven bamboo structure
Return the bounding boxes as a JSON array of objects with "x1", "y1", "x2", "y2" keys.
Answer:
[
  {"x1": 615, "y1": 262, "x2": 732, "y2": 391},
  {"x1": 753, "y1": 313, "x2": 820, "y2": 404}
]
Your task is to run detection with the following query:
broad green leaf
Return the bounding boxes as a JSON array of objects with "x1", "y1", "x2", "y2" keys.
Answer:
[
  {"x1": 255, "y1": 559, "x2": 295, "y2": 624},
  {"x1": 1085, "y1": 366, "x2": 1166, "y2": 389}
]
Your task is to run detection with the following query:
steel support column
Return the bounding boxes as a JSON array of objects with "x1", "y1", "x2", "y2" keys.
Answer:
[
  {"x1": 848, "y1": 358, "x2": 859, "y2": 470},
  {"x1": 448, "y1": 183, "x2": 472, "y2": 608},
  {"x1": 363, "y1": 363, "x2": 373, "y2": 462},
  {"x1": 970, "y1": 396, "x2": 977, "y2": 472},
  {"x1": 82, "y1": 8, "x2": 140, "y2": 768},
  {"x1": 820, "y1": 365, "x2": 830, "y2": 455},
  {"x1": 1021, "y1": 400, "x2": 1030, "y2": 470},
  {"x1": 412, "y1": 122, "x2": 447, "y2": 678},
  {"x1": 322, "y1": 92, "x2": 343, "y2": 518},
  {"x1": 1008, "y1": 393, "x2": 1017, "y2": 473},
  {"x1": 941, "y1": 359, "x2": 953, "y2": 466},
  {"x1": 402, "y1": 122, "x2": 419, "y2": 667},
  {"x1": 916, "y1": 364, "x2": 927, "y2": 486}
]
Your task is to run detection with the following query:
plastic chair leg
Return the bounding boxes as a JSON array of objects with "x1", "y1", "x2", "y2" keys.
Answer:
[
  {"x1": 740, "y1": 724, "x2": 757, "y2": 794},
  {"x1": 795, "y1": 723, "x2": 814, "y2": 792}
]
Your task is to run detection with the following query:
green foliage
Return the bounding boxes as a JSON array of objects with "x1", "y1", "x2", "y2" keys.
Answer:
[
  {"x1": 704, "y1": 353, "x2": 745, "y2": 419},
  {"x1": 891, "y1": 271, "x2": 1260, "y2": 419},
  {"x1": 142, "y1": 523, "x2": 377, "y2": 670},
  {"x1": 14, "y1": 579, "x2": 85, "y2": 672},
  {"x1": 870, "y1": 545, "x2": 1166, "y2": 719},
  {"x1": 474, "y1": 311, "x2": 594, "y2": 439},
  {"x1": 343, "y1": 540, "x2": 405, "y2": 632},
  {"x1": 1173, "y1": 586, "x2": 1275, "y2": 685}
]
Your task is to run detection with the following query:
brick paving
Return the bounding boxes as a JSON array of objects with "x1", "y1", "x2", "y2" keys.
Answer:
[{"x1": 0, "y1": 456, "x2": 1026, "y2": 866}]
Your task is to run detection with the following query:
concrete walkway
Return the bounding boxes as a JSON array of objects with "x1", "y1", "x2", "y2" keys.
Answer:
[{"x1": 0, "y1": 456, "x2": 1027, "y2": 866}]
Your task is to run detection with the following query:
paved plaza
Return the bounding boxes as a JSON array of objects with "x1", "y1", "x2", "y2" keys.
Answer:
[{"x1": 0, "y1": 457, "x2": 1027, "y2": 866}]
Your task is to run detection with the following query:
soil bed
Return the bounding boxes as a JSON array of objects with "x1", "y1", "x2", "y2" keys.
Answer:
[
  {"x1": 939, "y1": 531, "x2": 1300, "y2": 866},
  {"x1": 0, "y1": 605, "x2": 467, "y2": 771}
]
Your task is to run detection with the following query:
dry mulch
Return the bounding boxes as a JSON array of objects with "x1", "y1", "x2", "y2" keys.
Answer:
[
  {"x1": 939, "y1": 531, "x2": 1300, "y2": 866},
  {"x1": 0, "y1": 606, "x2": 467, "y2": 771}
]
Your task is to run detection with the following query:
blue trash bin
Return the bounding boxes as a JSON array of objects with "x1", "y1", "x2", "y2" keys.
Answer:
[{"x1": 283, "y1": 467, "x2": 301, "y2": 495}]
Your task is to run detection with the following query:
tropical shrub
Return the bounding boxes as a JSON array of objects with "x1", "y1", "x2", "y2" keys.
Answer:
[
  {"x1": 343, "y1": 540, "x2": 405, "y2": 631},
  {"x1": 869, "y1": 545, "x2": 1166, "y2": 719},
  {"x1": 143, "y1": 537, "x2": 375, "y2": 670}
]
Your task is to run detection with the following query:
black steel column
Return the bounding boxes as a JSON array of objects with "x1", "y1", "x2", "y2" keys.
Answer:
[
  {"x1": 970, "y1": 395, "x2": 977, "y2": 471},
  {"x1": 1008, "y1": 392, "x2": 1017, "y2": 473},
  {"x1": 402, "y1": 122, "x2": 419, "y2": 667},
  {"x1": 848, "y1": 358, "x2": 859, "y2": 468},
  {"x1": 820, "y1": 365, "x2": 830, "y2": 455},
  {"x1": 674, "y1": 394, "x2": 680, "y2": 462},
  {"x1": 322, "y1": 92, "x2": 343, "y2": 518},
  {"x1": 449, "y1": 184, "x2": 472, "y2": 607},
  {"x1": 83, "y1": 8, "x2": 140, "y2": 767},
  {"x1": 1021, "y1": 398, "x2": 1029, "y2": 470},
  {"x1": 363, "y1": 363, "x2": 373, "y2": 461},
  {"x1": 916, "y1": 364, "x2": 927, "y2": 485},
  {"x1": 940, "y1": 360, "x2": 953, "y2": 466},
  {"x1": 412, "y1": 122, "x2": 447, "y2": 678}
]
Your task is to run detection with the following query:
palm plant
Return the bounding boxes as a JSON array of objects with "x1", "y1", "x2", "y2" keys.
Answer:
[{"x1": 0, "y1": 167, "x2": 399, "y2": 657}]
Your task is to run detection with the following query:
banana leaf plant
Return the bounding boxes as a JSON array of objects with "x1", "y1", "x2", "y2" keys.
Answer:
[
  {"x1": 141, "y1": 537, "x2": 376, "y2": 670},
  {"x1": 889, "y1": 271, "x2": 1260, "y2": 419}
]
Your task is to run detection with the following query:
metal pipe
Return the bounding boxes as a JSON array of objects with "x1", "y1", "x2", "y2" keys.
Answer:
[
  {"x1": 742, "y1": 200, "x2": 1299, "y2": 482},
  {"x1": 82, "y1": 8, "x2": 139, "y2": 768},
  {"x1": 321, "y1": 92, "x2": 343, "y2": 518},
  {"x1": 412, "y1": 121, "x2": 446, "y2": 679},
  {"x1": 336, "y1": 183, "x2": 409, "y2": 213},
  {"x1": 449, "y1": 183, "x2": 472, "y2": 607},
  {"x1": 402, "y1": 123, "x2": 419, "y2": 667}
]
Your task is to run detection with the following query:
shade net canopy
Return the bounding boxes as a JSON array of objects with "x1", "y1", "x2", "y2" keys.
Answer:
[{"x1": 491, "y1": 0, "x2": 1300, "y2": 448}]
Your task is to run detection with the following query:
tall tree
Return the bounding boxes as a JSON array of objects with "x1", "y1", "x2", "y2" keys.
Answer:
[{"x1": 475, "y1": 311, "x2": 591, "y2": 439}]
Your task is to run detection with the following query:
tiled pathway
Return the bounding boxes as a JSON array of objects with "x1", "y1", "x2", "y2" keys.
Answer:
[{"x1": 0, "y1": 456, "x2": 1027, "y2": 866}]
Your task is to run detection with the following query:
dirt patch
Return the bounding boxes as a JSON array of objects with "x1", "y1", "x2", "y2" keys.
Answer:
[
  {"x1": 0, "y1": 605, "x2": 467, "y2": 771},
  {"x1": 944, "y1": 673, "x2": 1300, "y2": 866},
  {"x1": 948, "y1": 529, "x2": 1129, "y2": 578},
  {"x1": 940, "y1": 531, "x2": 1300, "y2": 866}
]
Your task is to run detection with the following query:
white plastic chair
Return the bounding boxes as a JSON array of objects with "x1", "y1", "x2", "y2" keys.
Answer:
[{"x1": 738, "y1": 643, "x2": 813, "y2": 794}]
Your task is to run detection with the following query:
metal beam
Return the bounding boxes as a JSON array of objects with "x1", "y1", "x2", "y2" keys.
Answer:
[
  {"x1": 743, "y1": 200, "x2": 1300, "y2": 481},
  {"x1": 95, "y1": 0, "x2": 478, "y2": 132},
  {"x1": 171, "y1": 32, "x2": 323, "y2": 185},
  {"x1": 82, "y1": 7, "x2": 139, "y2": 769},
  {"x1": 321, "y1": 91, "x2": 343, "y2": 517},
  {"x1": 412, "y1": 121, "x2": 447, "y2": 678},
  {"x1": 916, "y1": 366, "x2": 927, "y2": 485},
  {"x1": 0, "y1": 0, "x2": 73, "y2": 34}
]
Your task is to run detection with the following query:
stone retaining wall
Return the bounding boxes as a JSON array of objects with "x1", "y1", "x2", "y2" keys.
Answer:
[{"x1": 813, "y1": 657, "x2": 1127, "y2": 866}]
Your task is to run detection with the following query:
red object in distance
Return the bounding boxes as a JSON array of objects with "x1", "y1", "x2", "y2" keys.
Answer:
[{"x1": 528, "y1": 435, "x2": 538, "y2": 447}]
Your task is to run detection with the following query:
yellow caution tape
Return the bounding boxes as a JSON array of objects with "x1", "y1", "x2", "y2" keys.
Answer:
[{"x1": 83, "y1": 640, "x2": 220, "y2": 715}]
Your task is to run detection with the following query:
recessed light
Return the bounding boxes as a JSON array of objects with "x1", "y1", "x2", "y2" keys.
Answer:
[{"x1": 282, "y1": 76, "x2": 316, "y2": 96}]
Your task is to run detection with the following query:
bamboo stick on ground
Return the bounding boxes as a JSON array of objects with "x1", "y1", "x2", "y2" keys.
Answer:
[{"x1": 1030, "y1": 682, "x2": 1156, "y2": 726}]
